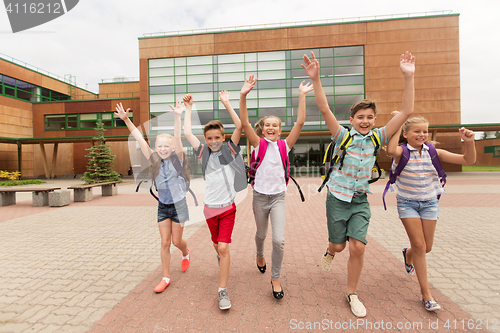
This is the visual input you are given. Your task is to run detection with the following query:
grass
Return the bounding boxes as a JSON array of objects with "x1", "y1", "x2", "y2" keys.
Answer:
[
  {"x1": 0, "y1": 179, "x2": 46, "y2": 187},
  {"x1": 462, "y1": 165, "x2": 500, "y2": 172}
]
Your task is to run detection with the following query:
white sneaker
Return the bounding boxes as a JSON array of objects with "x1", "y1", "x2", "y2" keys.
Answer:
[
  {"x1": 347, "y1": 294, "x2": 366, "y2": 317},
  {"x1": 218, "y1": 289, "x2": 231, "y2": 310},
  {"x1": 321, "y1": 248, "x2": 335, "y2": 272}
]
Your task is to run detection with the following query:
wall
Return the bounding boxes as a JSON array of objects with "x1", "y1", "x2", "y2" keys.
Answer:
[
  {"x1": 471, "y1": 138, "x2": 500, "y2": 166},
  {"x1": 99, "y1": 81, "x2": 140, "y2": 99},
  {"x1": 139, "y1": 15, "x2": 461, "y2": 171},
  {"x1": 0, "y1": 95, "x2": 34, "y2": 176}
]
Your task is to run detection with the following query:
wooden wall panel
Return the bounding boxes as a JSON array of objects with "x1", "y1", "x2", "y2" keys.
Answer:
[
  {"x1": 33, "y1": 143, "x2": 73, "y2": 177},
  {"x1": 473, "y1": 139, "x2": 500, "y2": 166},
  {"x1": 367, "y1": 27, "x2": 459, "y2": 44},
  {"x1": 367, "y1": 16, "x2": 459, "y2": 32},
  {"x1": 99, "y1": 82, "x2": 140, "y2": 97}
]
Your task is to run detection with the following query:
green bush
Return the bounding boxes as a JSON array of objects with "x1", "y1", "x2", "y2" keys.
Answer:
[{"x1": 0, "y1": 179, "x2": 46, "y2": 187}]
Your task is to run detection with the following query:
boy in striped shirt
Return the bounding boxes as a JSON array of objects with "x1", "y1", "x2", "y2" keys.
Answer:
[{"x1": 302, "y1": 51, "x2": 416, "y2": 317}]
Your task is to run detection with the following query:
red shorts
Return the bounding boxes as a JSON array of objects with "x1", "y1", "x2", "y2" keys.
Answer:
[{"x1": 203, "y1": 203, "x2": 236, "y2": 244}]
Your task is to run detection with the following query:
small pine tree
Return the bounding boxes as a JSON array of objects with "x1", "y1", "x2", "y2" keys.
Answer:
[{"x1": 81, "y1": 119, "x2": 121, "y2": 184}]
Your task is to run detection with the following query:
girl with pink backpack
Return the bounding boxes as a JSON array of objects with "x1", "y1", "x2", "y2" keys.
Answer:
[{"x1": 239, "y1": 75, "x2": 313, "y2": 299}]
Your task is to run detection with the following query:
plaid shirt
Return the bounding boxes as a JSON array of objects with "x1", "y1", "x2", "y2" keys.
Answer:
[{"x1": 326, "y1": 126, "x2": 389, "y2": 202}]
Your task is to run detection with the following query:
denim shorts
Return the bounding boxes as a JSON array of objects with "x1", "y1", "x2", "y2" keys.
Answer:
[
  {"x1": 157, "y1": 197, "x2": 189, "y2": 223},
  {"x1": 396, "y1": 197, "x2": 439, "y2": 220}
]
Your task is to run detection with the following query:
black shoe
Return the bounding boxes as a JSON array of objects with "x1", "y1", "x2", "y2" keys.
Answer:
[
  {"x1": 257, "y1": 257, "x2": 266, "y2": 273},
  {"x1": 271, "y1": 281, "x2": 284, "y2": 299}
]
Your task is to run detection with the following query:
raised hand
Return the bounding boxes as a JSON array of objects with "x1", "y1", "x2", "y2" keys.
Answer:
[
  {"x1": 241, "y1": 75, "x2": 257, "y2": 96},
  {"x1": 298, "y1": 81, "x2": 314, "y2": 95},
  {"x1": 169, "y1": 98, "x2": 185, "y2": 116},
  {"x1": 391, "y1": 110, "x2": 400, "y2": 117},
  {"x1": 400, "y1": 51, "x2": 415, "y2": 77},
  {"x1": 114, "y1": 103, "x2": 129, "y2": 121},
  {"x1": 459, "y1": 127, "x2": 474, "y2": 142},
  {"x1": 301, "y1": 51, "x2": 320, "y2": 80},
  {"x1": 219, "y1": 90, "x2": 230, "y2": 104},
  {"x1": 183, "y1": 94, "x2": 193, "y2": 107}
]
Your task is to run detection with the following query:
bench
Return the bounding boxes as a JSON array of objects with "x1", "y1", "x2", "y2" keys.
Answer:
[
  {"x1": 67, "y1": 181, "x2": 119, "y2": 202},
  {"x1": 0, "y1": 187, "x2": 61, "y2": 207}
]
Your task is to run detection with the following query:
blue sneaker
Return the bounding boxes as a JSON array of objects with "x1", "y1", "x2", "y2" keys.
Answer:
[
  {"x1": 423, "y1": 299, "x2": 441, "y2": 311},
  {"x1": 402, "y1": 248, "x2": 415, "y2": 275}
]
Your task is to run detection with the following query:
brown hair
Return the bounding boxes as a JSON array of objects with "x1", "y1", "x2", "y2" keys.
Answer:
[
  {"x1": 254, "y1": 116, "x2": 282, "y2": 138},
  {"x1": 203, "y1": 120, "x2": 225, "y2": 137},
  {"x1": 149, "y1": 134, "x2": 191, "y2": 183},
  {"x1": 350, "y1": 99, "x2": 377, "y2": 118}
]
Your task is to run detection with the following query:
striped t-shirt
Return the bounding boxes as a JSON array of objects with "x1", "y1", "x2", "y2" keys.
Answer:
[
  {"x1": 391, "y1": 144, "x2": 444, "y2": 201},
  {"x1": 326, "y1": 126, "x2": 389, "y2": 202}
]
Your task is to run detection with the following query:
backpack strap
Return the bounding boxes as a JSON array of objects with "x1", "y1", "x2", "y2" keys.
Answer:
[
  {"x1": 367, "y1": 131, "x2": 382, "y2": 184},
  {"x1": 335, "y1": 132, "x2": 353, "y2": 170},
  {"x1": 382, "y1": 144, "x2": 410, "y2": 210},
  {"x1": 277, "y1": 139, "x2": 304, "y2": 202},
  {"x1": 249, "y1": 138, "x2": 268, "y2": 187},
  {"x1": 425, "y1": 143, "x2": 446, "y2": 200},
  {"x1": 167, "y1": 155, "x2": 199, "y2": 206},
  {"x1": 318, "y1": 131, "x2": 352, "y2": 192},
  {"x1": 425, "y1": 143, "x2": 447, "y2": 187}
]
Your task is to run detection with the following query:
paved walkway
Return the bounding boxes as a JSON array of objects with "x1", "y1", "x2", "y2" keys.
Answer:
[{"x1": 0, "y1": 173, "x2": 499, "y2": 332}]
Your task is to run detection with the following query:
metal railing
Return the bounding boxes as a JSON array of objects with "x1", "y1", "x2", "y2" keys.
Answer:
[
  {"x1": 0, "y1": 53, "x2": 93, "y2": 92},
  {"x1": 143, "y1": 10, "x2": 454, "y2": 38},
  {"x1": 101, "y1": 77, "x2": 140, "y2": 84}
]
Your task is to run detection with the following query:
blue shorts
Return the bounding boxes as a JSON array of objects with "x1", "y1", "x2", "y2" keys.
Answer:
[
  {"x1": 157, "y1": 197, "x2": 189, "y2": 223},
  {"x1": 396, "y1": 197, "x2": 439, "y2": 220}
]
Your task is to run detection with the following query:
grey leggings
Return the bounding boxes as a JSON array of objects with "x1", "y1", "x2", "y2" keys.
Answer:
[{"x1": 253, "y1": 190, "x2": 286, "y2": 280}]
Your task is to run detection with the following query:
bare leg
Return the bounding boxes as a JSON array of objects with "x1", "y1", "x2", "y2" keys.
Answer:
[{"x1": 346, "y1": 239, "x2": 365, "y2": 295}]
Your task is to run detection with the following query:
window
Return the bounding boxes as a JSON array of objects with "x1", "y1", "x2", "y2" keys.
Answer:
[
  {"x1": 44, "y1": 112, "x2": 132, "y2": 131},
  {"x1": 0, "y1": 74, "x2": 70, "y2": 102},
  {"x1": 148, "y1": 46, "x2": 365, "y2": 133}
]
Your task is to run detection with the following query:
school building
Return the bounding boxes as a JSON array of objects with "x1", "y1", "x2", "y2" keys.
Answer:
[{"x1": 1, "y1": 11, "x2": 500, "y2": 179}]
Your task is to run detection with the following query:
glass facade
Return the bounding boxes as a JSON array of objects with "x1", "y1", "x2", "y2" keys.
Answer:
[
  {"x1": 44, "y1": 112, "x2": 132, "y2": 131},
  {"x1": 148, "y1": 46, "x2": 365, "y2": 175},
  {"x1": 0, "y1": 74, "x2": 71, "y2": 102},
  {"x1": 148, "y1": 46, "x2": 364, "y2": 135}
]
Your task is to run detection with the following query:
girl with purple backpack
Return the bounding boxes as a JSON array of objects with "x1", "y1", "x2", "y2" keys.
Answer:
[
  {"x1": 386, "y1": 113, "x2": 476, "y2": 311},
  {"x1": 239, "y1": 75, "x2": 313, "y2": 299}
]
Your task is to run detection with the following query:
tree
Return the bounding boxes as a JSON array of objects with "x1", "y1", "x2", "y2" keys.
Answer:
[{"x1": 81, "y1": 120, "x2": 121, "y2": 184}]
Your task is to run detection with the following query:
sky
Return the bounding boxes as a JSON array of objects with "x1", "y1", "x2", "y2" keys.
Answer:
[{"x1": 1, "y1": 0, "x2": 499, "y2": 124}]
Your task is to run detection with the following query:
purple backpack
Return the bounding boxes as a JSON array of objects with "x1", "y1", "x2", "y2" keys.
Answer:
[
  {"x1": 382, "y1": 143, "x2": 446, "y2": 210},
  {"x1": 249, "y1": 138, "x2": 304, "y2": 202}
]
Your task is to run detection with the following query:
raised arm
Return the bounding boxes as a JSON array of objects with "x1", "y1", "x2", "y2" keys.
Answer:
[
  {"x1": 437, "y1": 128, "x2": 476, "y2": 165},
  {"x1": 115, "y1": 102, "x2": 152, "y2": 159},
  {"x1": 240, "y1": 75, "x2": 260, "y2": 148},
  {"x1": 182, "y1": 94, "x2": 201, "y2": 150},
  {"x1": 302, "y1": 51, "x2": 340, "y2": 136},
  {"x1": 286, "y1": 81, "x2": 313, "y2": 148},
  {"x1": 170, "y1": 99, "x2": 185, "y2": 160},
  {"x1": 219, "y1": 90, "x2": 242, "y2": 145},
  {"x1": 384, "y1": 52, "x2": 415, "y2": 138},
  {"x1": 386, "y1": 110, "x2": 403, "y2": 163}
]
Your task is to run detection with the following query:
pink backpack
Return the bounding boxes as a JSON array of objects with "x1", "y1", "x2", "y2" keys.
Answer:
[{"x1": 249, "y1": 138, "x2": 304, "y2": 201}]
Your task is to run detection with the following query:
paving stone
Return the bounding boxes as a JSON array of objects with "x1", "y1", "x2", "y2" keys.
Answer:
[{"x1": 1, "y1": 176, "x2": 497, "y2": 332}]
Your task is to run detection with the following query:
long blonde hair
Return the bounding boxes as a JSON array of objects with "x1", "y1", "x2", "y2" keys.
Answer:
[{"x1": 254, "y1": 116, "x2": 282, "y2": 138}]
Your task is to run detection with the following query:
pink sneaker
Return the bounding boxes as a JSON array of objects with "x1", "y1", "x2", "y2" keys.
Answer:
[
  {"x1": 181, "y1": 249, "x2": 190, "y2": 272},
  {"x1": 154, "y1": 278, "x2": 170, "y2": 293}
]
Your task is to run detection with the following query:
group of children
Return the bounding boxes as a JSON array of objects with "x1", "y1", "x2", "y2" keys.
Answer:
[{"x1": 114, "y1": 50, "x2": 476, "y2": 316}]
